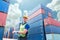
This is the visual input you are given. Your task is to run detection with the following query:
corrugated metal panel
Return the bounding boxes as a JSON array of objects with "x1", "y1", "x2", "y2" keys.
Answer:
[
  {"x1": 28, "y1": 8, "x2": 45, "y2": 20},
  {"x1": 0, "y1": 12, "x2": 7, "y2": 26},
  {"x1": 0, "y1": 0, "x2": 9, "y2": 13}
]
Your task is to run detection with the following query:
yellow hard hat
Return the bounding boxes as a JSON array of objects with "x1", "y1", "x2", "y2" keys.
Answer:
[{"x1": 23, "y1": 16, "x2": 28, "y2": 19}]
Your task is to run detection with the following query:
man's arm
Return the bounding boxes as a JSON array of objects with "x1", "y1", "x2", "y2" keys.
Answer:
[
  {"x1": 18, "y1": 29, "x2": 28, "y2": 34},
  {"x1": 12, "y1": 29, "x2": 28, "y2": 34},
  {"x1": 13, "y1": 24, "x2": 30, "y2": 34},
  {"x1": 18, "y1": 24, "x2": 30, "y2": 34}
]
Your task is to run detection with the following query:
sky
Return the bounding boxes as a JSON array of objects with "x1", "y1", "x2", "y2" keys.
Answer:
[
  {"x1": 6, "y1": 0, "x2": 22, "y2": 27},
  {"x1": 6, "y1": 0, "x2": 60, "y2": 27}
]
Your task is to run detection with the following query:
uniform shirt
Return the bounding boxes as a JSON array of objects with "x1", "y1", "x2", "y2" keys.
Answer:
[
  {"x1": 19, "y1": 23, "x2": 30, "y2": 37},
  {"x1": 25, "y1": 24, "x2": 30, "y2": 30}
]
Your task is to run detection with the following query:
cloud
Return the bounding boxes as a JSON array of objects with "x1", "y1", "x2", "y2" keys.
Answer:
[
  {"x1": 47, "y1": 0, "x2": 60, "y2": 11},
  {"x1": 16, "y1": 0, "x2": 22, "y2": 4},
  {"x1": 47, "y1": 0, "x2": 60, "y2": 21},
  {"x1": 10, "y1": 0, "x2": 22, "y2": 4},
  {"x1": 6, "y1": 3, "x2": 22, "y2": 27},
  {"x1": 23, "y1": 10, "x2": 28, "y2": 16}
]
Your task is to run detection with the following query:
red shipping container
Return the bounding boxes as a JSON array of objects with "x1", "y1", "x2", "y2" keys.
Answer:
[{"x1": 0, "y1": 12, "x2": 7, "y2": 26}]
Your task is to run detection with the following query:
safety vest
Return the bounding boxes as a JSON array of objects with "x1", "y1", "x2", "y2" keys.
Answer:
[{"x1": 18, "y1": 24, "x2": 26, "y2": 37}]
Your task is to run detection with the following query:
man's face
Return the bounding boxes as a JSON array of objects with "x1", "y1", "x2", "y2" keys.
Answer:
[{"x1": 23, "y1": 18, "x2": 28, "y2": 23}]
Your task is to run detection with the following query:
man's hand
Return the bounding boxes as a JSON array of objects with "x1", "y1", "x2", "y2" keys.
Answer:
[
  {"x1": 12, "y1": 31, "x2": 14, "y2": 34},
  {"x1": 12, "y1": 31, "x2": 18, "y2": 33},
  {"x1": 12, "y1": 31, "x2": 20, "y2": 34}
]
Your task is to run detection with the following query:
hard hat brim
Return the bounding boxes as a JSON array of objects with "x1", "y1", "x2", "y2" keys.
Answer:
[{"x1": 23, "y1": 17, "x2": 28, "y2": 19}]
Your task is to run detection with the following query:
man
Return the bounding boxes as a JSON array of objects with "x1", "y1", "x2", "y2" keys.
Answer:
[{"x1": 13, "y1": 16, "x2": 30, "y2": 40}]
